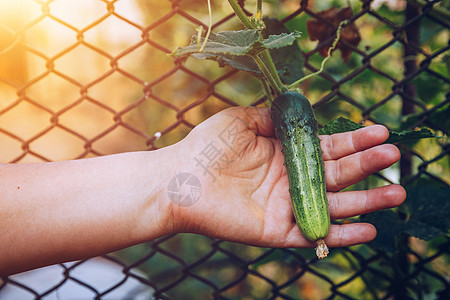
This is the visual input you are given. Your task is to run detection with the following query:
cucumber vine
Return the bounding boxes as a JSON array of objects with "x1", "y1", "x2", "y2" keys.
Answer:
[
  {"x1": 197, "y1": 0, "x2": 212, "y2": 52},
  {"x1": 174, "y1": 0, "x2": 347, "y2": 102},
  {"x1": 172, "y1": 1, "x2": 442, "y2": 259},
  {"x1": 226, "y1": 0, "x2": 345, "y2": 100}
]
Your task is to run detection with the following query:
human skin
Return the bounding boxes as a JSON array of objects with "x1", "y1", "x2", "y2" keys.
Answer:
[{"x1": 0, "y1": 106, "x2": 406, "y2": 276}]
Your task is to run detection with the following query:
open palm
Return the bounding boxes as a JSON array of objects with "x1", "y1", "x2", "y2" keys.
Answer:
[{"x1": 174, "y1": 106, "x2": 406, "y2": 249}]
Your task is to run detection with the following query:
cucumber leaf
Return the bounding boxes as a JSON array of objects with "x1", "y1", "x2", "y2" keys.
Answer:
[
  {"x1": 362, "y1": 178, "x2": 450, "y2": 253},
  {"x1": 262, "y1": 18, "x2": 305, "y2": 84},
  {"x1": 172, "y1": 29, "x2": 301, "y2": 58},
  {"x1": 386, "y1": 127, "x2": 436, "y2": 144},
  {"x1": 401, "y1": 104, "x2": 450, "y2": 132},
  {"x1": 318, "y1": 116, "x2": 436, "y2": 144},
  {"x1": 172, "y1": 30, "x2": 260, "y2": 57},
  {"x1": 321, "y1": 117, "x2": 447, "y2": 253},
  {"x1": 172, "y1": 19, "x2": 304, "y2": 84},
  {"x1": 361, "y1": 210, "x2": 406, "y2": 253},
  {"x1": 318, "y1": 116, "x2": 363, "y2": 135},
  {"x1": 172, "y1": 28, "x2": 302, "y2": 83}
]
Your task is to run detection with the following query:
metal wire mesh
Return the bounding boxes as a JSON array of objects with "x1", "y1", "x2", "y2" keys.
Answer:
[{"x1": 0, "y1": 0, "x2": 448, "y2": 299}]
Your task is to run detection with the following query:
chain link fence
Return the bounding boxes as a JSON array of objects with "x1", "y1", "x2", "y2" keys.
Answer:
[{"x1": 0, "y1": 0, "x2": 448, "y2": 299}]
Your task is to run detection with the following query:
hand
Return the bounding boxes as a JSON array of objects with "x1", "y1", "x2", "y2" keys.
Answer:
[{"x1": 172, "y1": 106, "x2": 406, "y2": 248}]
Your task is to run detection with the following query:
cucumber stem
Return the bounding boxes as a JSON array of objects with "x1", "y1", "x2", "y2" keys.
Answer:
[
  {"x1": 288, "y1": 20, "x2": 348, "y2": 89},
  {"x1": 256, "y1": 0, "x2": 262, "y2": 20},
  {"x1": 261, "y1": 50, "x2": 286, "y2": 92},
  {"x1": 227, "y1": 0, "x2": 255, "y2": 29},
  {"x1": 198, "y1": 0, "x2": 213, "y2": 53},
  {"x1": 315, "y1": 239, "x2": 329, "y2": 259},
  {"x1": 260, "y1": 78, "x2": 274, "y2": 104},
  {"x1": 227, "y1": 0, "x2": 285, "y2": 95},
  {"x1": 257, "y1": 0, "x2": 262, "y2": 14},
  {"x1": 253, "y1": 54, "x2": 283, "y2": 95}
]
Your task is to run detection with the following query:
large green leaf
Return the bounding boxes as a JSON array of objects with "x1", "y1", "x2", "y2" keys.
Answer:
[
  {"x1": 362, "y1": 210, "x2": 407, "y2": 253},
  {"x1": 262, "y1": 18, "x2": 305, "y2": 85},
  {"x1": 172, "y1": 30, "x2": 260, "y2": 57},
  {"x1": 386, "y1": 127, "x2": 436, "y2": 144},
  {"x1": 171, "y1": 27, "x2": 302, "y2": 83},
  {"x1": 401, "y1": 104, "x2": 450, "y2": 133},
  {"x1": 318, "y1": 116, "x2": 363, "y2": 135},
  {"x1": 363, "y1": 178, "x2": 450, "y2": 253},
  {"x1": 172, "y1": 29, "x2": 301, "y2": 58},
  {"x1": 193, "y1": 52, "x2": 260, "y2": 74},
  {"x1": 318, "y1": 116, "x2": 436, "y2": 144},
  {"x1": 403, "y1": 180, "x2": 450, "y2": 240}
]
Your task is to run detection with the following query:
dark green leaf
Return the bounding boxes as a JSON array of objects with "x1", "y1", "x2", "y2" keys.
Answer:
[
  {"x1": 412, "y1": 72, "x2": 449, "y2": 105},
  {"x1": 402, "y1": 179, "x2": 450, "y2": 241},
  {"x1": 171, "y1": 28, "x2": 302, "y2": 83},
  {"x1": 262, "y1": 18, "x2": 305, "y2": 85},
  {"x1": 192, "y1": 53, "x2": 260, "y2": 74},
  {"x1": 362, "y1": 178, "x2": 450, "y2": 253},
  {"x1": 319, "y1": 116, "x2": 436, "y2": 143},
  {"x1": 385, "y1": 127, "x2": 435, "y2": 144},
  {"x1": 363, "y1": 210, "x2": 407, "y2": 253},
  {"x1": 318, "y1": 116, "x2": 363, "y2": 135},
  {"x1": 401, "y1": 104, "x2": 450, "y2": 132}
]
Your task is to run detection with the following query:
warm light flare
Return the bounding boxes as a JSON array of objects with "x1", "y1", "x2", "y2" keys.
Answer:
[{"x1": 0, "y1": 0, "x2": 204, "y2": 162}]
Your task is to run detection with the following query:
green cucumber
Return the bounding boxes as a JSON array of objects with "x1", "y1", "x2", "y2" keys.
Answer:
[{"x1": 271, "y1": 92, "x2": 330, "y2": 259}]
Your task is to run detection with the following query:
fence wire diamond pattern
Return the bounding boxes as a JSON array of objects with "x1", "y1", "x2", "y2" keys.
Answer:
[{"x1": 0, "y1": 0, "x2": 448, "y2": 299}]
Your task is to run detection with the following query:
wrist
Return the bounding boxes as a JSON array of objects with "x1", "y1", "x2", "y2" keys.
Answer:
[
  {"x1": 160, "y1": 139, "x2": 206, "y2": 234},
  {"x1": 132, "y1": 145, "x2": 184, "y2": 241},
  {"x1": 162, "y1": 134, "x2": 224, "y2": 237}
]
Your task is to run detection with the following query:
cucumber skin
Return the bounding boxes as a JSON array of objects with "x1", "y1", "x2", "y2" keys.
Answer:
[{"x1": 271, "y1": 92, "x2": 330, "y2": 242}]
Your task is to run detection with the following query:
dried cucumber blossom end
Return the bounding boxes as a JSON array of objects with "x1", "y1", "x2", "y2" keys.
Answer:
[{"x1": 315, "y1": 239, "x2": 329, "y2": 259}]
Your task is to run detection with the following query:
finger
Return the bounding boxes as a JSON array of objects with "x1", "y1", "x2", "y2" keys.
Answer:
[
  {"x1": 328, "y1": 184, "x2": 406, "y2": 219},
  {"x1": 282, "y1": 223, "x2": 377, "y2": 248},
  {"x1": 325, "y1": 144, "x2": 400, "y2": 192},
  {"x1": 321, "y1": 125, "x2": 389, "y2": 161},
  {"x1": 324, "y1": 223, "x2": 377, "y2": 247}
]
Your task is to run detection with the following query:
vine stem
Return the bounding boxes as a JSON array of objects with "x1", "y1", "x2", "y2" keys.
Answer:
[
  {"x1": 256, "y1": 0, "x2": 262, "y2": 20},
  {"x1": 227, "y1": 0, "x2": 255, "y2": 29},
  {"x1": 261, "y1": 51, "x2": 286, "y2": 92},
  {"x1": 227, "y1": 0, "x2": 285, "y2": 95},
  {"x1": 288, "y1": 20, "x2": 348, "y2": 89},
  {"x1": 253, "y1": 54, "x2": 283, "y2": 95},
  {"x1": 198, "y1": 0, "x2": 213, "y2": 52},
  {"x1": 260, "y1": 78, "x2": 274, "y2": 104}
]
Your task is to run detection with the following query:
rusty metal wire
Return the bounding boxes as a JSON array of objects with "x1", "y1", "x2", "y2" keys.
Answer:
[{"x1": 0, "y1": 0, "x2": 449, "y2": 299}]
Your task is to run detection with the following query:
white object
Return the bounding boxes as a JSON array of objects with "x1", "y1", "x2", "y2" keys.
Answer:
[{"x1": 0, "y1": 257, "x2": 154, "y2": 299}]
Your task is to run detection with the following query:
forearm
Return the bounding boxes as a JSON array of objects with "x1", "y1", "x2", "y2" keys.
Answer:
[{"x1": 0, "y1": 147, "x2": 179, "y2": 276}]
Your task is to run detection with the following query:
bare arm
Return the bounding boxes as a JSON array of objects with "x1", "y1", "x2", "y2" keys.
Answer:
[{"x1": 0, "y1": 148, "x2": 179, "y2": 276}]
